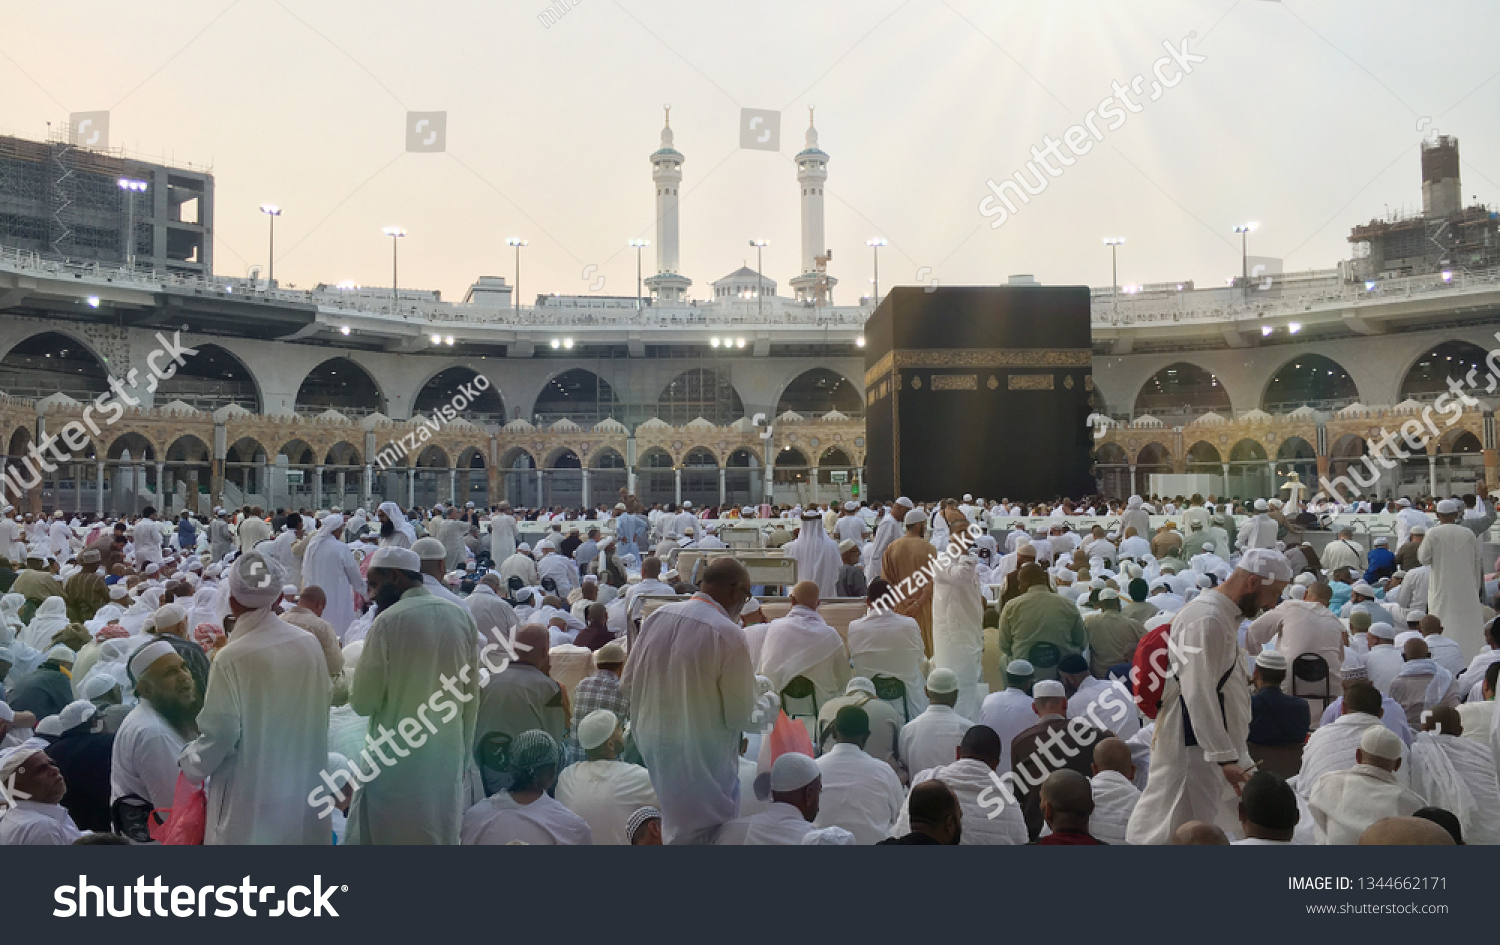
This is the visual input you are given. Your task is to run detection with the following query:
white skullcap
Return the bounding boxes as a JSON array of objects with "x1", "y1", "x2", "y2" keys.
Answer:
[
  {"x1": 154, "y1": 602, "x2": 187, "y2": 631},
  {"x1": 1397, "y1": 497, "x2": 1412, "y2": 507},
  {"x1": 281, "y1": 583, "x2": 299, "y2": 596},
  {"x1": 802, "y1": 826, "x2": 857, "y2": 845},
  {"x1": 577, "y1": 709, "x2": 620, "y2": 751},
  {"x1": 1269, "y1": 498, "x2": 1283, "y2": 509},
  {"x1": 741, "y1": 597, "x2": 761, "y2": 614},
  {"x1": 1359, "y1": 725, "x2": 1404, "y2": 761},
  {"x1": 846, "y1": 676, "x2": 877, "y2": 698},
  {"x1": 227, "y1": 552, "x2": 286, "y2": 609},
  {"x1": 903, "y1": 509, "x2": 926, "y2": 526},
  {"x1": 1437, "y1": 498, "x2": 1462, "y2": 514},
  {"x1": 1055, "y1": 568, "x2": 1075, "y2": 583},
  {"x1": 1254, "y1": 499, "x2": 1269, "y2": 511},
  {"x1": 838, "y1": 539, "x2": 858, "y2": 555},
  {"x1": 1287, "y1": 585, "x2": 1307, "y2": 600},
  {"x1": 1294, "y1": 573, "x2": 1316, "y2": 586},
  {"x1": 535, "y1": 540, "x2": 556, "y2": 552},
  {"x1": 1373, "y1": 537, "x2": 1388, "y2": 546},
  {"x1": 1100, "y1": 588, "x2": 1120, "y2": 600},
  {"x1": 109, "y1": 584, "x2": 128, "y2": 599},
  {"x1": 1406, "y1": 605, "x2": 1426, "y2": 620},
  {"x1": 411, "y1": 537, "x2": 447, "y2": 560},
  {"x1": 1202, "y1": 542, "x2": 1215, "y2": 553},
  {"x1": 1033, "y1": 680, "x2": 1066, "y2": 699},
  {"x1": 144, "y1": 562, "x2": 160, "y2": 575},
  {"x1": 1394, "y1": 630, "x2": 1422, "y2": 648},
  {"x1": 45, "y1": 644, "x2": 76, "y2": 665},
  {"x1": 768, "y1": 752, "x2": 821, "y2": 792},
  {"x1": 895, "y1": 497, "x2": 913, "y2": 508},
  {"x1": 1006, "y1": 659, "x2": 1035, "y2": 676},
  {"x1": 1367, "y1": 622, "x2": 1396, "y2": 640},
  {"x1": 0, "y1": 738, "x2": 48, "y2": 781},
  {"x1": 59, "y1": 699, "x2": 97, "y2": 732},
  {"x1": 614, "y1": 503, "x2": 626, "y2": 511},
  {"x1": 1238, "y1": 548, "x2": 1293, "y2": 583},
  {"x1": 844, "y1": 501, "x2": 859, "y2": 511},
  {"x1": 1351, "y1": 582, "x2": 1377, "y2": 596},
  {"x1": 683, "y1": 526, "x2": 695, "y2": 535},
  {"x1": 517, "y1": 542, "x2": 531, "y2": 553},
  {"x1": 128, "y1": 639, "x2": 177, "y2": 682},
  {"x1": 36, "y1": 715, "x2": 63, "y2": 737},
  {"x1": 80, "y1": 673, "x2": 120, "y2": 700},
  {"x1": 1255, "y1": 650, "x2": 1288, "y2": 672},
  {"x1": 1411, "y1": 524, "x2": 1427, "y2": 535},
  {"x1": 368, "y1": 545, "x2": 422, "y2": 572},
  {"x1": 926, "y1": 668, "x2": 959, "y2": 694}
]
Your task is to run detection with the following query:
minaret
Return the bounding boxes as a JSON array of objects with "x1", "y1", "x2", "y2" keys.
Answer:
[
  {"x1": 644, "y1": 106, "x2": 691, "y2": 304},
  {"x1": 789, "y1": 107, "x2": 836, "y2": 302}
]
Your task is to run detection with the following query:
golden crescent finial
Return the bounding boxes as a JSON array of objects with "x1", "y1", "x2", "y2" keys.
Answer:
[
  {"x1": 664, "y1": 104, "x2": 671, "y2": 127},
  {"x1": 808, "y1": 105, "x2": 815, "y2": 127}
]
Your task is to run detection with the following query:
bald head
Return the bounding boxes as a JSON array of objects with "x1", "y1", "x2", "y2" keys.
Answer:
[
  {"x1": 1403, "y1": 637, "x2": 1430, "y2": 661},
  {"x1": 1091, "y1": 737, "x2": 1135, "y2": 780},
  {"x1": 1306, "y1": 582, "x2": 1332, "y2": 605},
  {"x1": 700, "y1": 557, "x2": 751, "y2": 615},
  {"x1": 789, "y1": 580, "x2": 821, "y2": 609},
  {"x1": 1418, "y1": 614, "x2": 1443, "y2": 637},
  {"x1": 1421, "y1": 705, "x2": 1462, "y2": 737},
  {"x1": 1172, "y1": 821, "x2": 1230, "y2": 845},
  {"x1": 1039, "y1": 769, "x2": 1093, "y2": 816},
  {"x1": 641, "y1": 557, "x2": 662, "y2": 579},
  {"x1": 515, "y1": 625, "x2": 550, "y2": 669},
  {"x1": 297, "y1": 585, "x2": 327, "y2": 609},
  {"x1": 1359, "y1": 817, "x2": 1456, "y2": 846}
]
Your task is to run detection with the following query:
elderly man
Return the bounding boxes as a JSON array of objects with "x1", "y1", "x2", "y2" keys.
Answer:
[
  {"x1": 1408, "y1": 707, "x2": 1500, "y2": 845},
  {"x1": 758, "y1": 580, "x2": 850, "y2": 710},
  {"x1": 1322, "y1": 527, "x2": 1367, "y2": 573},
  {"x1": 7, "y1": 645, "x2": 75, "y2": 719},
  {"x1": 899, "y1": 724, "x2": 1029, "y2": 844},
  {"x1": 463, "y1": 730, "x2": 592, "y2": 845},
  {"x1": 110, "y1": 643, "x2": 198, "y2": 835},
  {"x1": 716, "y1": 752, "x2": 820, "y2": 845},
  {"x1": 1308, "y1": 726, "x2": 1425, "y2": 844},
  {"x1": 148, "y1": 602, "x2": 210, "y2": 710},
  {"x1": 899, "y1": 668, "x2": 972, "y2": 776},
  {"x1": 996, "y1": 563, "x2": 1088, "y2": 681},
  {"x1": 846, "y1": 578, "x2": 928, "y2": 717},
  {"x1": 1420, "y1": 497, "x2": 1486, "y2": 658},
  {"x1": 300, "y1": 513, "x2": 367, "y2": 638},
  {"x1": 1011, "y1": 679, "x2": 1109, "y2": 840},
  {"x1": 1388, "y1": 636, "x2": 1461, "y2": 727},
  {"x1": 280, "y1": 587, "x2": 346, "y2": 692},
  {"x1": 0, "y1": 740, "x2": 80, "y2": 844},
  {"x1": 555, "y1": 709, "x2": 658, "y2": 844},
  {"x1": 180, "y1": 553, "x2": 331, "y2": 844},
  {"x1": 1127, "y1": 549, "x2": 1292, "y2": 844},
  {"x1": 1364, "y1": 623, "x2": 1404, "y2": 693},
  {"x1": 345, "y1": 545, "x2": 480, "y2": 844},
  {"x1": 1393, "y1": 524, "x2": 1426, "y2": 572},
  {"x1": 572, "y1": 641, "x2": 630, "y2": 734},
  {"x1": 812, "y1": 706, "x2": 904, "y2": 844},
  {"x1": 499, "y1": 542, "x2": 541, "y2": 589},
  {"x1": 535, "y1": 541, "x2": 579, "y2": 599},
  {"x1": 1246, "y1": 580, "x2": 1345, "y2": 722},
  {"x1": 624, "y1": 558, "x2": 759, "y2": 844},
  {"x1": 473, "y1": 624, "x2": 565, "y2": 796},
  {"x1": 881, "y1": 508, "x2": 939, "y2": 656}
]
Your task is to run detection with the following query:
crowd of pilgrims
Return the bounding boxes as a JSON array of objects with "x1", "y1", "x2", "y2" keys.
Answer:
[{"x1": 0, "y1": 485, "x2": 1497, "y2": 847}]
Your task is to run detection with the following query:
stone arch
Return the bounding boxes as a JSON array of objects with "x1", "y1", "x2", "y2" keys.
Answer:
[
  {"x1": 681, "y1": 446, "x2": 720, "y2": 507},
  {"x1": 0, "y1": 330, "x2": 112, "y2": 400},
  {"x1": 775, "y1": 368, "x2": 862, "y2": 418},
  {"x1": 658, "y1": 369, "x2": 745, "y2": 426},
  {"x1": 277, "y1": 438, "x2": 317, "y2": 466},
  {"x1": 589, "y1": 447, "x2": 627, "y2": 507},
  {"x1": 725, "y1": 446, "x2": 762, "y2": 507},
  {"x1": 1184, "y1": 440, "x2": 1221, "y2": 468},
  {"x1": 1134, "y1": 362, "x2": 1232, "y2": 419},
  {"x1": 324, "y1": 440, "x2": 363, "y2": 467},
  {"x1": 499, "y1": 446, "x2": 537, "y2": 509},
  {"x1": 1262, "y1": 354, "x2": 1358, "y2": 412},
  {"x1": 1093, "y1": 441, "x2": 1129, "y2": 497},
  {"x1": 1398, "y1": 340, "x2": 1490, "y2": 401},
  {"x1": 296, "y1": 357, "x2": 386, "y2": 415},
  {"x1": 533, "y1": 369, "x2": 620, "y2": 424},
  {"x1": 413, "y1": 364, "x2": 506, "y2": 423},
  {"x1": 163, "y1": 434, "x2": 212, "y2": 514},
  {"x1": 637, "y1": 446, "x2": 676, "y2": 507},
  {"x1": 155, "y1": 342, "x2": 262, "y2": 413}
]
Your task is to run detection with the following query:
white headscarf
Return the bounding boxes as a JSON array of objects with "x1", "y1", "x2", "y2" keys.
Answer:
[
  {"x1": 227, "y1": 552, "x2": 286, "y2": 610},
  {"x1": 308, "y1": 512, "x2": 345, "y2": 553},
  {"x1": 377, "y1": 502, "x2": 415, "y2": 544},
  {"x1": 18, "y1": 596, "x2": 69, "y2": 650}
]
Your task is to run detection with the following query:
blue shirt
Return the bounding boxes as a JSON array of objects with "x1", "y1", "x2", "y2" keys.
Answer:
[
  {"x1": 1248, "y1": 685, "x2": 1311, "y2": 747},
  {"x1": 1363, "y1": 547, "x2": 1395, "y2": 583}
]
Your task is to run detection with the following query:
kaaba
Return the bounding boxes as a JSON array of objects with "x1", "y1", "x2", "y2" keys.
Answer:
[{"x1": 863, "y1": 285, "x2": 1095, "y2": 502}]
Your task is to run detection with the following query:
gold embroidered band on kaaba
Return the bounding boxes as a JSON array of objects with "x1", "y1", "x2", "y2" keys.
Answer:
[{"x1": 864, "y1": 347, "x2": 1091, "y2": 389}]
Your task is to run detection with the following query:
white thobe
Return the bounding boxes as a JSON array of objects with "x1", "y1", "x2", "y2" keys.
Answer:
[
  {"x1": 1308, "y1": 764, "x2": 1425, "y2": 845},
  {"x1": 1068, "y1": 676, "x2": 1140, "y2": 740},
  {"x1": 301, "y1": 533, "x2": 367, "y2": 637},
  {"x1": 715, "y1": 802, "x2": 813, "y2": 845},
  {"x1": 1321, "y1": 538, "x2": 1365, "y2": 573},
  {"x1": 784, "y1": 526, "x2": 843, "y2": 599},
  {"x1": 346, "y1": 586, "x2": 480, "y2": 845},
  {"x1": 757, "y1": 605, "x2": 850, "y2": 708},
  {"x1": 1295, "y1": 712, "x2": 1408, "y2": 798},
  {"x1": 1236, "y1": 514, "x2": 1277, "y2": 551},
  {"x1": 466, "y1": 584, "x2": 520, "y2": 652},
  {"x1": 1126, "y1": 590, "x2": 1250, "y2": 845},
  {"x1": 1419, "y1": 523, "x2": 1486, "y2": 658},
  {"x1": 133, "y1": 518, "x2": 164, "y2": 567},
  {"x1": 623, "y1": 593, "x2": 757, "y2": 844},
  {"x1": 812, "y1": 742, "x2": 904, "y2": 844},
  {"x1": 899, "y1": 705, "x2": 973, "y2": 776},
  {"x1": 488, "y1": 514, "x2": 518, "y2": 563},
  {"x1": 1396, "y1": 507, "x2": 1430, "y2": 549},
  {"x1": 1424, "y1": 634, "x2": 1469, "y2": 678},
  {"x1": 1364, "y1": 644, "x2": 1404, "y2": 694},
  {"x1": 0, "y1": 800, "x2": 81, "y2": 845},
  {"x1": 932, "y1": 555, "x2": 985, "y2": 720},
  {"x1": 180, "y1": 607, "x2": 332, "y2": 845},
  {"x1": 846, "y1": 609, "x2": 929, "y2": 717},
  {"x1": 1408, "y1": 732, "x2": 1500, "y2": 845},
  {"x1": 835, "y1": 515, "x2": 867, "y2": 544},
  {"x1": 266, "y1": 528, "x2": 303, "y2": 588},
  {"x1": 1086, "y1": 770, "x2": 1141, "y2": 844},
  {"x1": 462, "y1": 792, "x2": 593, "y2": 845},
  {"x1": 896, "y1": 758, "x2": 1028, "y2": 845},
  {"x1": 110, "y1": 701, "x2": 188, "y2": 811},
  {"x1": 555, "y1": 759, "x2": 659, "y2": 845},
  {"x1": 499, "y1": 552, "x2": 540, "y2": 589},
  {"x1": 977, "y1": 687, "x2": 1037, "y2": 773},
  {"x1": 538, "y1": 552, "x2": 578, "y2": 597}
]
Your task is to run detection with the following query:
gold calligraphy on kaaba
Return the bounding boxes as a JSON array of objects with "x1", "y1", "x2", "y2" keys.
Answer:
[
  {"x1": 930, "y1": 374, "x2": 978, "y2": 391},
  {"x1": 1008, "y1": 374, "x2": 1055, "y2": 390},
  {"x1": 864, "y1": 347, "x2": 1090, "y2": 389}
]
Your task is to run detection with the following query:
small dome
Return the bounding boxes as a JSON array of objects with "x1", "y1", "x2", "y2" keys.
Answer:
[
  {"x1": 502, "y1": 418, "x2": 536, "y2": 433},
  {"x1": 637, "y1": 417, "x2": 670, "y2": 430},
  {"x1": 550, "y1": 418, "x2": 582, "y2": 433},
  {"x1": 777, "y1": 410, "x2": 805, "y2": 423},
  {"x1": 592, "y1": 418, "x2": 628, "y2": 434}
]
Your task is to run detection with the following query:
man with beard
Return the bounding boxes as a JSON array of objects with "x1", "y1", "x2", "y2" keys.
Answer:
[
  {"x1": 1127, "y1": 548, "x2": 1293, "y2": 845},
  {"x1": 347, "y1": 545, "x2": 480, "y2": 844},
  {"x1": 110, "y1": 642, "x2": 199, "y2": 837}
]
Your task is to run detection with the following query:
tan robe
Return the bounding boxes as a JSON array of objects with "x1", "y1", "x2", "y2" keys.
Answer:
[{"x1": 881, "y1": 536, "x2": 937, "y2": 657}]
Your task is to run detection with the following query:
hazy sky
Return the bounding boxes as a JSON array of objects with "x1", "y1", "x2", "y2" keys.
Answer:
[{"x1": 4, "y1": 0, "x2": 1498, "y2": 302}]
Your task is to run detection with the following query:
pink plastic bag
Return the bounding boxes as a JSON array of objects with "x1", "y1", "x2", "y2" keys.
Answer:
[{"x1": 148, "y1": 773, "x2": 207, "y2": 845}]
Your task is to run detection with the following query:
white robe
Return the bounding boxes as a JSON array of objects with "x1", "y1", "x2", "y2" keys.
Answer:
[
  {"x1": 466, "y1": 584, "x2": 520, "y2": 652},
  {"x1": 1126, "y1": 590, "x2": 1250, "y2": 844},
  {"x1": 623, "y1": 593, "x2": 758, "y2": 844},
  {"x1": 1419, "y1": 523, "x2": 1485, "y2": 658},
  {"x1": 1408, "y1": 731, "x2": 1500, "y2": 845},
  {"x1": 978, "y1": 687, "x2": 1037, "y2": 774},
  {"x1": 715, "y1": 801, "x2": 813, "y2": 845},
  {"x1": 1086, "y1": 769, "x2": 1141, "y2": 844},
  {"x1": 811, "y1": 742, "x2": 905, "y2": 844},
  {"x1": 488, "y1": 513, "x2": 518, "y2": 563},
  {"x1": 110, "y1": 701, "x2": 188, "y2": 812},
  {"x1": 462, "y1": 792, "x2": 593, "y2": 845},
  {"x1": 783, "y1": 525, "x2": 842, "y2": 599},
  {"x1": 180, "y1": 607, "x2": 332, "y2": 845},
  {"x1": 1308, "y1": 764, "x2": 1425, "y2": 845},
  {"x1": 846, "y1": 609, "x2": 929, "y2": 718},
  {"x1": 896, "y1": 758, "x2": 1028, "y2": 845},
  {"x1": 1295, "y1": 711, "x2": 1410, "y2": 797},
  {"x1": 899, "y1": 705, "x2": 973, "y2": 777},
  {"x1": 301, "y1": 532, "x2": 367, "y2": 637},
  {"x1": 757, "y1": 604, "x2": 850, "y2": 709},
  {"x1": 931, "y1": 555, "x2": 985, "y2": 720},
  {"x1": 555, "y1": 759, "x2": 659, "y2": 845}
]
